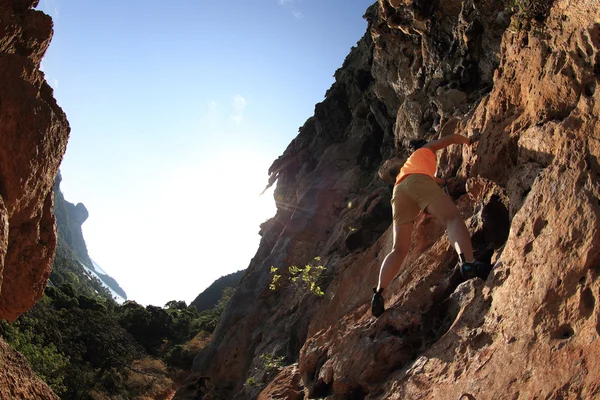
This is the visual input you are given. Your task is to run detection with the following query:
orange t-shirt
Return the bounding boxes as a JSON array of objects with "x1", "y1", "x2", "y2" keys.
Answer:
[{"x1": 395, "y1": 148, "x2": 437, "y2": 185}]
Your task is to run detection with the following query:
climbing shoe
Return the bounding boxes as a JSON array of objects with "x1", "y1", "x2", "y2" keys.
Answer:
[
  {"x1": 371, "y1": 288, "x2": 385, "y2": 317},
  {"x1": 459, "y1": 259, "x2": 493, "y2": 280}
]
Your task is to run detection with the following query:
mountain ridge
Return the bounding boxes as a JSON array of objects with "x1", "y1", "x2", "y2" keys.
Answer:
[
  {"x1": 190, "y1": 270, "x2": 244, "y2": 312},
  {"x1": 52, "y1": 172, "x2": 127, "y2": 301}
]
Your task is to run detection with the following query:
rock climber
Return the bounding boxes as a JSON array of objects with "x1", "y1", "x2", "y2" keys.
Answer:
[{"x1": 371, "y1": 133, "x2": 492, "y2": 317}]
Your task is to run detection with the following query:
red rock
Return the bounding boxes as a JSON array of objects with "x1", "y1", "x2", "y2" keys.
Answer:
[
  {"x1": 0, "y1": 1, "x2": 66, "y2": 397},
  {"x1": 0, "y1": 338, "x2": 59, "y2": 400},
  {"x1": 173, "y1": 1, "x2": 600, "y2": 399},
  {"x1": 257, "y1": 365, "x2": 304, "y2": 400},
  {"x1": 0, "y1": 0, "x2": 69, "y2": 320}
]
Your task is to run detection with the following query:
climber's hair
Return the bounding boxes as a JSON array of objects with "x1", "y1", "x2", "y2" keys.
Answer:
[{"x1": 378, "y1": 157, "x2": 405, "y2": 185}]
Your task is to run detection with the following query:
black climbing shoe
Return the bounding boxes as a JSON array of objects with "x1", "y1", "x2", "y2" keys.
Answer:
[
  {"x1": 460, "y1": 260, "x2": 493, "y2": 280},
  {"x1": 371, "y1": 288, "x2": 385, "y2": 317}
]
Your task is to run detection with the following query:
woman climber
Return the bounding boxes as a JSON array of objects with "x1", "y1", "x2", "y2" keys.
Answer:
[{"x1": 371, "y1": 133, "x2": 492, "y2": 317}]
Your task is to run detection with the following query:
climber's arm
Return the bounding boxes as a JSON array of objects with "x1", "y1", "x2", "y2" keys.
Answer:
[{"x1": 423, "y1": 134, "x2": 471, "y2": 153}]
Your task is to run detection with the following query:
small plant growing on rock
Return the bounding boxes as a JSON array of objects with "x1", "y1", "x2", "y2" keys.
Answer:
[
  {"x1": 260, "y1": 353, "x2": 285, "y2": 371},
  {"x1": 505, "y1": 0, "x2": 554, "y2": 24},
  {"x1": 243, "y1": 353, "x2": 286, "y2": 391},
  {"x1": 244, "y1": 377, "x2": 260, "y2": 388},
  {"x1": 270, "y1": 257, "x2": 326, "y2": 297},
  {"x1": 269, "y1": 267, "x2": 281, "y2": 291}
]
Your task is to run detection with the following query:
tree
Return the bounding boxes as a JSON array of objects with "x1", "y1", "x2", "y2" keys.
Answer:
[{"x1": 165, "y1": 300, "x2": 187, "y2": 310}]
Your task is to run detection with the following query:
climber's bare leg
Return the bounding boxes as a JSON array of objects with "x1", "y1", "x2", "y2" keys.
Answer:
[
  {"x1": 425, "y1": 195, "x2": 474, "y2": 261},
  {"x1": 377, "y1": 221, "x2": 413, "y2": 291}
]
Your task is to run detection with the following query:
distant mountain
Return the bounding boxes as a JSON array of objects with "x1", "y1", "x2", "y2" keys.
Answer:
[
  {"x1": 190, "y1": 270, "x2": 244, "y2": 312},
  {"x1": 51, "y1": 172, "x2": 127, "y2": 301}
]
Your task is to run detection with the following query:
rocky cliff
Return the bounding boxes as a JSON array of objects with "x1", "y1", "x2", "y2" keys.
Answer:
[
  {"x1": 0, "y1": 338, "x2": 58, "y2": 400},
  {"x1": 176, "y1": 0, "x2": 600, "y2": 399},
  {"x1": 0, "y1": 0, "x2": 68, "y2": 397},
  {"x1": 52, "y1": 172, "x2": 93, "y2": 270},
  {"x1": 0, "y1": 0, "x2": 69, "y2": 321},
  {"x1": 52, "y1": 172, "x2": 128, "y2": 300}
]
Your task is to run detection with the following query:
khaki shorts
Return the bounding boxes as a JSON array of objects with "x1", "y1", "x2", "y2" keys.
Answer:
[{"x1": 392, "y1": 174, "x2": 446, "y2": 225}]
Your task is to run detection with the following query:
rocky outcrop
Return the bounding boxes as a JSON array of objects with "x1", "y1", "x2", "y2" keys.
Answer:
[
  {"x1": 53, "y1": 172, "x2": 92, "y2": 268},
  {"x1": 0, "y1": 0, "x2": 69, "y2": 320},
  {"x1": 176, "y1": 0, "x2": 600, "y2": 399},
  {"x1": 0, "y1": 338, "x2": 59, "y2": 400},
  {"x1": 0, "y1": 1, "x2": 68, "y2": 397},
  {"x1": 52, "y1": 172, "x2": 128, "y2": 299}
]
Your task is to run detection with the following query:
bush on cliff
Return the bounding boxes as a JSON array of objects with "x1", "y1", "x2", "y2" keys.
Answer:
[
  {"x1": 270, "y1": 257, "x2": 327, "y2": 297},
  {"x1": 0, "y1": 315, "x2": 69, "y2": 396},
  {"x1": 506, "y1": 0, "x2": 555, "y2": 22},
  {"x1": 194, "y1": 286, "x2": 235, "y2": 333}
]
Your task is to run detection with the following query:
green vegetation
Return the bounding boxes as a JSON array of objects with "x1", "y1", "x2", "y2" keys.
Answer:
[
  {"x1": 260, "y1": 353, "x2": 285, "y2": 372},
  {"x1": 50, "y1": 240, "x2": 114, "y2": 301},
  {"x1": 269, "y1": 267, "x2": 282, "y2": 291},
  {"x1": 270, "y1": 257, "x2": 326, "y2": 297},
  {"x1": 193, "y1": 286, "x2": 235, "y2": 333},
  {"x1": 1, "y1": 317, "x2": 69, "y2": 395},
  {"x1": 1, "y1": 287, "x2": 142, "y2": 399},
  {"x1": 506, "y1": 0, "x2": 554, "y2": 24},
  {"x1": 0, "y1": 285, "x2": 235, "y2": 399},
  {"x1": 243, "y1": 352, "x2": 287, "y2": 392},
  {"x1": 244, "y1": 376, "x2": 260, "y2": 388}
]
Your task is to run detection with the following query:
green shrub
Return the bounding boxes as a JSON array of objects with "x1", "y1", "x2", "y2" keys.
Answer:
[
  {"x1": 506, "y1": 0, "x2": 554, "y2": 23},
  {"x1": 165, "y1": 300, "x2": 187, "y2": 310},
  {"x1": 194, "y1": 287, "x2": 235, "y2": 333},
  {"x1": 0, "y1": 320, "x2": 69, "y2": 395},
  {"x1": 244, "y1": 377, "x2": 260, "y2": 388},
  {"x1": 260, "y1": 353, "x2": 285, "y2": 371},
  {"x1": 270, "y1": 257, "x2": 326, "y2": 296},
  {"x1": 164, "y1": 331, "x2": 211, "y2": 369}
]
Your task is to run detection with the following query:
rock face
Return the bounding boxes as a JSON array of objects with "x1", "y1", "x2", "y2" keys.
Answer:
[
  {"x1": 0, "y1": 338, "x2": 59, "y2": 400},
  {"x1": 53, "y1": 172, "x2": 93, "y2": 267},
  {"x1": 0, "y1": 1, "x2": 69, "y2": 398},
  {"x1": 176, "y1": 0, "x2": 600, "y2": 399},
  {"x1": 0, "y1": 0, "x2": 70, "y2": 326}
]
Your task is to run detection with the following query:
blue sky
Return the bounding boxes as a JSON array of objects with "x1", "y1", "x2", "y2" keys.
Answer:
[{"x1": 36, "y1": 0, "x2": 374, "y2": 307}]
